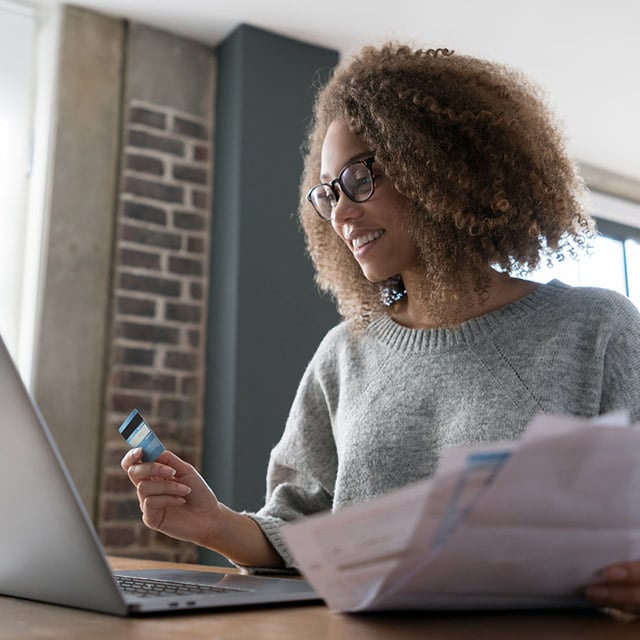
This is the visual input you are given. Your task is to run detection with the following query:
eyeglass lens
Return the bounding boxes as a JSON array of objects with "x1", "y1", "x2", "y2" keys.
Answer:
[{"x1": 309, "y1": 159, "x2": 374, "y2": 219}]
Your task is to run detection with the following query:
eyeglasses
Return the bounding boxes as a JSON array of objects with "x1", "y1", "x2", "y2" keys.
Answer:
[{"x1": 306, "y1": 157, "x2": 376, "y2": 221}]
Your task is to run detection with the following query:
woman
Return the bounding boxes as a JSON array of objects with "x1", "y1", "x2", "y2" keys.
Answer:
[{"x1": 122, "y1": 44, "x2": 640, "y2": 612}]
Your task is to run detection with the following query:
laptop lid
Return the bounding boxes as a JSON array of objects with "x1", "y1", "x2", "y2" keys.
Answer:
[{"x1": 0, "y1": 335, "x2": 318, "y2": 615}]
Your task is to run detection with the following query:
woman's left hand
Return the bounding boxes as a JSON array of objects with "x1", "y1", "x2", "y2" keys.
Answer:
[{"x1": 586, "y1": 562, "x2": 640, "y2": 614}]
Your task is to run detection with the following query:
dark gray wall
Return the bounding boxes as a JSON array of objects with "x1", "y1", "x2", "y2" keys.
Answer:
[{"x1": 202, "y1": 25, "x2": 338, "y2": 561}]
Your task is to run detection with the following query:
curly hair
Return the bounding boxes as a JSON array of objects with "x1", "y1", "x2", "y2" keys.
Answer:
[{"x1": 298, "y1": 44, "x2": 593, "y2": 325}]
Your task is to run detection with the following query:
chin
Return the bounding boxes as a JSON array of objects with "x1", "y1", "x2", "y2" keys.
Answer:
[
  {"x1": 360, "y1": 267, "x2": 396, "y2": 284},
  {"x1": 361, "y1": 271, "x2": 386, "y2": 284},
  {"x1": 354, "y1": 261, "x2": 381, "y2": 282}
]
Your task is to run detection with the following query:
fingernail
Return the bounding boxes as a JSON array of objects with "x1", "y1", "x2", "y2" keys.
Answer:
[
  {"x1": 177, "y1": 484, "x2": 192, "y2": 495},
  {"x1": 160, "y1": 466, "x2": 176, "y2": 478}
]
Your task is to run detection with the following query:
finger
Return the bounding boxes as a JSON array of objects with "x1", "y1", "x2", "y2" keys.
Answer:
[
  {"x1": 586, "y1": 584, "x2": 640, "y2": 612},
  {"x1": 137, "y1": 479, "x2": 192, "y2": 499},
  {"x1": 141, "y1": 496, "x2": 187, "y2": 529},
  {"x1": 600, "y1": 563, "x2": 640, "y2": 584},
  {"x1": 143, "y1": 495, "x2": 188, "y2": 510},
  {"x1": 120, "y1": 447, "x2": 144, "y2": 472},
  {"x1": 137, "y1": 480, "x2": 191, "y2": 512},
  {"x1": 156, "y1": 450, "x2": 196, "y2": 477},
  {"x1": 127, "y1": 460, "x2": 177, "y2": 483}
]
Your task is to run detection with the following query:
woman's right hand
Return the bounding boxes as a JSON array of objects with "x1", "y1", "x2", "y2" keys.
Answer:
[
  {"x1": 120, "y1": 448, "x2": 285, "y2": 568},
  {"x1": 121, "y1": 448, "x2": 221, "y2": 548}
]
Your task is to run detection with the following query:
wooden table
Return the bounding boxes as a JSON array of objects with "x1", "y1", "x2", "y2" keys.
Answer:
[{"x1": 0, "y1": 556, "x2": 638, "y2": 639}]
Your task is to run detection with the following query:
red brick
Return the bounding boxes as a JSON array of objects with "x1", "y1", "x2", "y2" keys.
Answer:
[
  {"x1": 126, "y1": 153, "x2": 164, "y2": 176},
  {"x1": 124, "y1": 176, "x2": 184, "y2": 204},
  {"x1": 100, "y1": 524, "x2": 138, "y2": 548},
  {"x1": 99, "y1": 99, "x2": 209, "y2": 566},
  {"x1": 102, "y1": 497, "x2": 143, "y2": 520},
  {"x1": 193, "y1": 145, "x2": 209, "y2": 162},
  {"x1": 190, "y1": 281, "x2": 204, "y2": 300},
  {"x1": 110, "y1": 393, "x2": 153, "y2": 414},
  {"x1": 191, "y1": 190, "x2": 208, "y2": 208},
  {"x1": 114, "y1": 346, "x2": 155, "y2": 367},
  {"x1": 121, "y1": 224, "x2": 182, "y2": 250},
  {"x1": 187, "y1": 236, "x2": 205, "y2": 253},
  {"x1": 157, "y1": 398, "x2": 197, "y2": 420},
  {"x1": 187, "y1": 329, "x2": 201, "y2": 348},
  {"x1": 117, "y1": 295, "x2": 156, "y2": 318},
  {"x1": 173, "y1": 116, "x2": 208, "y2": 140},
  {"x1": 116, "y1": 320, "x2": 179, "y2": 344},
  {"x1": 119, "y1": 272, "x2": 181, "y2": 297},
  {"x1": 181, "y1": 376, "x2": 200, "y2": 396},
  {"x1": 122, "y1": 200, "x2": 167, "y2": 225},
  {"x1": 119, "y1": 248, "x2": 161, "y2": 271},
  {"x1": 173, "y1": 164, "x2": 207, "y2": 184},
  {"x1": 129, "y1": 106, "x2": 166, "y2": 129},
  {"x1": 168, "y1": 256, "x2": 203, "y2": 276},
  {"x1": 112, "y1": 369, "x2": 177, "y2": 393},
  {"x1": 173, "y1": 210, "x2": 205, "y2": 231},
  {"x1": 128, "y1": 129, "x2": 184, "y2": 156},
  {"x1": 103, "y1": 472, "x2": 136, "y2": 493},
  {"x1": 165, "y1": 302, "x2": 201, "y2": 324},
  {"x1": 164, "y1": 350, "x2": 199, "y2": 371}
]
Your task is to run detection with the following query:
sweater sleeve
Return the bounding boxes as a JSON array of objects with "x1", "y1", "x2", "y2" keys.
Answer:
[
  {"x1": 244, "y1": 335, "x2": 339, "y2": 568},
  {"x1": 599, "y1": 293, "x2": 640, "y2": 421}
]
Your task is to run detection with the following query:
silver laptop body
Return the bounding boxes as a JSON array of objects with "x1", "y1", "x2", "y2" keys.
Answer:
[{"x1": 0, "y1": 335, "x2": 318, "y2": 615}]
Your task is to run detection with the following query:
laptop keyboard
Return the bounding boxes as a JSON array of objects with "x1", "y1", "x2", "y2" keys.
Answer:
[{"x1": 115, "y1": 575, "x2": 250, "y2": 598}]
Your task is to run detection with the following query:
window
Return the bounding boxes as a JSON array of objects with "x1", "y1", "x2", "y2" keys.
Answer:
[
  {"x1": 528, "y1": 190, "x2": 640, "y2": 310},
  {"x1": 0, "y1": 1, "x2": 37, "y2": 363},
  {"x1": 0, "y1": 1, "x2": 60, "y2": 385}
]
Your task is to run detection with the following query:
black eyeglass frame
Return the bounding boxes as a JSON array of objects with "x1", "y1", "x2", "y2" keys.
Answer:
[{"x1": 306, "y1": 156, "x2": 377, "y2": 221}]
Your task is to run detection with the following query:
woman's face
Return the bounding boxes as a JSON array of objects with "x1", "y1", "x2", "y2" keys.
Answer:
[{"x1": 320, "y1": 120, "x2": 418, "y2": 284}]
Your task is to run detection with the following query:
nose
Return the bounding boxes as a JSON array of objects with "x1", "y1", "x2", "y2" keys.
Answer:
[{"x1": 330, "y1": 188, "x2": 364, "y2": 225}]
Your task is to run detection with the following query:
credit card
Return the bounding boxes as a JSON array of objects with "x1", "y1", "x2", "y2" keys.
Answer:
[{"x1": 118, "y1": 409, "x2": 165, "y2": 462}]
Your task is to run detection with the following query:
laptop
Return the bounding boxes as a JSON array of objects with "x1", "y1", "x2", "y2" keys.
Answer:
[{"x1": 0, "y1": 335, "x2": 319, "y2": 615}]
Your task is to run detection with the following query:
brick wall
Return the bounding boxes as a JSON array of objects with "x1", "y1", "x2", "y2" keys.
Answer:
[{"x1": 97, "y1": 99, "x2": 212, "y2": 562}]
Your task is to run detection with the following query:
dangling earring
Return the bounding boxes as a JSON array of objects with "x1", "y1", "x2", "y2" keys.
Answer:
[{"x1": 380, "y1": 275, "x2": 407, "y2": 307}]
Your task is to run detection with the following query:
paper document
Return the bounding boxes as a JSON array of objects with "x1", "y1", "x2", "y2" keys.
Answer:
[{"x1": 281, "y1": 412, "x2": 640, "y2": 611}]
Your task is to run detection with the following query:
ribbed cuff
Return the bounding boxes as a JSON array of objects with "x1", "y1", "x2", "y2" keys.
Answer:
[{"x1": 234, "y1": 512, "x2": 298, "y2": 571}]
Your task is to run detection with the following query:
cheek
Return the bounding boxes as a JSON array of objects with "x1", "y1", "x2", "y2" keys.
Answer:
[
  {"x1": 330, "y1": 220, "x2": 350, "y2": 247},
  {"x1": 381, "y1": 188, "x2": 411, "y2": 220},
  {"x1": 387, "y1": 201, "x2": 414, "y2": 240}
]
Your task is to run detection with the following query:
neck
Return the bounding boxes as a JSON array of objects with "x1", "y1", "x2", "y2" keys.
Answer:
[{"x1": 390, "y1": 271, "x2": 538, "y2": 330}]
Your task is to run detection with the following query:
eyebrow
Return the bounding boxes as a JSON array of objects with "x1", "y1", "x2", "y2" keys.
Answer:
[{"x1": 320, "y1": 152, "x2": 374, "y2": 182}]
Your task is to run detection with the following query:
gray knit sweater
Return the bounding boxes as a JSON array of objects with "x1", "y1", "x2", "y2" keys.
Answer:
[{"x1": 249, "y1": 281, "x2": 640, "y2": 566}]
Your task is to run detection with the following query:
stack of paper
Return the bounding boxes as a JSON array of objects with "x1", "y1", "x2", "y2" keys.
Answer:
[{"x1": 281, "y1": 413, "x2": 640, "y2": 611}]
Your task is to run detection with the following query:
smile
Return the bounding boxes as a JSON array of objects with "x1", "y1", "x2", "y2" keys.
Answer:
[{"x1": 352, "y1": 230, "x2": 384, "y2": 250}]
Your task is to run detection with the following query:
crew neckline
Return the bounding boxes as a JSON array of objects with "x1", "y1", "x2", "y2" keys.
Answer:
[{"x1": 367, "y1": 279, "x2": 569, "y2": 353}]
